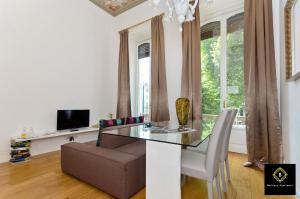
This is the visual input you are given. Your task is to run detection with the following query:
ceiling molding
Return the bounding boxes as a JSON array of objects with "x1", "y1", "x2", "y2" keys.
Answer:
[{"x1": 90, "y1": 0, "x2": 146, "y2": 16}]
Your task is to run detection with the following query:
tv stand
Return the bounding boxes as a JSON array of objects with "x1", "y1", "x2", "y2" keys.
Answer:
[
  {"x1": 14, "y1": 127, "x2": 99, "y2": 142},
  {"x1": 10, "y1": 127, "x2": 99, "y2": 164}
]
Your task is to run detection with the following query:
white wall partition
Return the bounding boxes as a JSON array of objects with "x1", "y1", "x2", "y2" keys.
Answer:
[{"x1": 146, "y1": 141, "x2": 182, "y2": 199}]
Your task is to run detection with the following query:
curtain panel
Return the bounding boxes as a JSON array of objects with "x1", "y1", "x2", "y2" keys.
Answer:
[
  {"x1": 151, "y1": 15, "x2": 170, "y2": 122},
  {"x1": 244, "y1": 0, "x2": 283, "y2": 166},
  {"x1": 116, "y1": 29, "x2": 132, "y2": 118},
  {"x1": 181, "y1": 4, "x2": 201, "y2": 120}
]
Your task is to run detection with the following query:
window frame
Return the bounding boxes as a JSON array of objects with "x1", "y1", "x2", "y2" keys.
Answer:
[
  {"x1": 135, "y1": 39, "x2": 151, "y2": 119},
  {"x1": 201, "y1": 9, "x2": 244, "y2": 126}
]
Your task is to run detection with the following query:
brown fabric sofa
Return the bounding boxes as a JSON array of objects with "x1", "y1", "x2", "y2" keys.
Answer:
[{"x1": 61, "y1": 125, "x2": 146, "y2": 199}]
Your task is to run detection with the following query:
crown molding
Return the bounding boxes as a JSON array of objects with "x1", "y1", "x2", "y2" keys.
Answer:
[{"x1": 90, "y1": 0, "x2": 146, "y2": 16}]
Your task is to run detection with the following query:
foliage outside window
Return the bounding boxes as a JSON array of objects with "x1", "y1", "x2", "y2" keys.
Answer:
[
  {"x1": 226, "y1": 13, "x2": 245, "y2": 125},
  {"x1": 201, "y1": 21, "x2": 221, "y2": 116},
  {"x1": 201, "y1": 22, "x2": 221, "y2": 135},
  {"x1": 201, "y1": 13, "x2": 245, "y2": 135}
]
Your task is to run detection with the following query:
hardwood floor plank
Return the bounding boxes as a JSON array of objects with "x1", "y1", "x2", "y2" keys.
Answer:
[{"x1": 0, "y1": 152, "x2": 295, "y2": 199}]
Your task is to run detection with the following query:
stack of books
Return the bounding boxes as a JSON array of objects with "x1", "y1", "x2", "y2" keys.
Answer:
[{"x1": 10, "y1": 141, "x2": 31, "y2": 163}]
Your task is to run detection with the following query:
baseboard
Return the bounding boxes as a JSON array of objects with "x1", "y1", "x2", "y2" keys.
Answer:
[
  {"x1": 0, "y1": 160, "x2": 10, "y2": 167},
  {"x1": 0, "y1": 156, "x2": 9, "y2": 164},
  {"x1": 229, "y1": 126, "x2": 246, "y2": 154},
  {"x1": 31, "y1": 150, "x2": 60, "y2": 159},
  {"x1": 297, "y1": 187, "x2": 300, "y2": 198},
  {"x1": 229, "y1": 143, "x2": 247, "y2": 154}
]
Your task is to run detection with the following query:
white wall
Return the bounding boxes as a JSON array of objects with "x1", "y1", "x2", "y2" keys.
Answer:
[
  {"x1": 0, "y1": 0, "x2": 115, "y2": 163},
  {"x1": 280, "y1": 0, "x2": 300, "y2": 196}
]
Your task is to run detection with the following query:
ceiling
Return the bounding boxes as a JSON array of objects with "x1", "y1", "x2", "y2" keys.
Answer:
[{"x1": 90, "y1": 0, "x2": 146, "y2": 16}]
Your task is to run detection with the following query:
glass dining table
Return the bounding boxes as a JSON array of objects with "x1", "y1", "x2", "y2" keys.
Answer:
[
  {"x1": 102, "y1": 119, "x2": 215, "y2": 199},
  {"x1": 101, "y1": 120, "x2": 213, "y2": 147}
]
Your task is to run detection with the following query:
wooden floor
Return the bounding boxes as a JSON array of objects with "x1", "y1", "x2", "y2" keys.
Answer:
[{"x1": 0, "y1": 152, "x2": 295, "y2": 199}]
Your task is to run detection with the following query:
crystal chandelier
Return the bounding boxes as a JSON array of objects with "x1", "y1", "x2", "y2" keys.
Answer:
[{"x1": 150, "y1": 0, "x2": 213, "y2": 31}]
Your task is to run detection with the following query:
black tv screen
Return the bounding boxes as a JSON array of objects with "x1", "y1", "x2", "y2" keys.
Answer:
[{"x1": 57, "y1": 110, "x2": 90, "y2": 130}]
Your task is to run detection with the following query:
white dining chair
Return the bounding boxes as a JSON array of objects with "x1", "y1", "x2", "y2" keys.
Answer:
[
  {"x1": 181, "y1": 109, "x2": 231, "y2": 199},
  {"x1": 187, "y1": 109, "x2": 237, "y2": 193},
  {"x1": 219, "y1": 109, "x2": 237, "y2": 192}
]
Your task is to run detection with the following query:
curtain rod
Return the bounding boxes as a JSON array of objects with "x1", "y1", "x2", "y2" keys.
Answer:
[{"x1": 120, "y1": 13, "x2": 164, "y2": 32}]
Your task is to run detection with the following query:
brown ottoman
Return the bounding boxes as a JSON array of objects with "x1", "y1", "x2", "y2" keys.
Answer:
[{"x1": 61, "y1": 139, "x2": 145, "y2": 199}]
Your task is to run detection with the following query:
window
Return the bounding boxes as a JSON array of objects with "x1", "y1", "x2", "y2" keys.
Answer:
[
  {"x1": 201, "y1": 22, "x2": 221, "y2": 134},
  {"x1": 136, "y1": 42, "x2": 151, "y2": 121},
  {"x1": 201, "y1": 12, "x2": 245, "y2": 127},
  {"x1": 226, "y1": 13, "x2": 245, "y2": 125},
  {"x1": 128, "y1": 22, "x2": 151, "y2": 120},
  {"x1": 201, "y1": 22, "x2": 221, "y2": 116}
]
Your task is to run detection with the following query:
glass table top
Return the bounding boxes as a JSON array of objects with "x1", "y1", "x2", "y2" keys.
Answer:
[{"x1": 101, "y1": 119, "x2": 215, "y2": 147}]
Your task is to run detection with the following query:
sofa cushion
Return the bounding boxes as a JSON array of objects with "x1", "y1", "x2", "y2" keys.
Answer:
[
  {"x1": 85, "y1": 140, "x2": 97, "y2": 146},
  {"x1": 62, "y1": 142, "x2": 137, "y2": 166},
  {"x1": 134, "y1": 116, "x2": 144, "y2": 124},
  {"x1": 106, "y1": 119, "x2": 114, "y2": 127},
  {"x1": 101, "y1": 123, "x2": 143, "y2": 131},
  {"x1": 99, "y1": 134, "x2": 139, "y2": 149},
  {"x1": 115, "y1": 140, "x2": 146, "y2": 157},
  {"x1": 96, "y1": 123, "x2": 144, "y2": 147},
  {"x1": 139, "y1": 116, "x2": 144, "y2": 123},
  {"x1": 135, "y1": 117, "x2": 141, "y2": 123},
  {"x1": 116, "y1": 118, "x2": 125, "y2": 125},
  {"x1": 100, "y1": 119, "x2": 115, "y2": 128},
  {"x1": 126, "y1": 117, "x2": 135, "y2": 124}
]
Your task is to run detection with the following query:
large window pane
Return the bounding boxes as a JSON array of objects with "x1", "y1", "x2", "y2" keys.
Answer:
[
  {"x1": 226, "y1": 13, "x2": 245, "y2": 125},
  {"x1": 137, "y1": 43, "x2": 151, "y2": 121},
  {"x1": 201, "y1": 21, "x2": 221, "y2": 131}
]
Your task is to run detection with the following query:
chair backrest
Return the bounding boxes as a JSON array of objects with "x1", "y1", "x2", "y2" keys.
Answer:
[
  {"x1": 220, "y1": 109, "x2": 238, "y2": 162},
  {"x1": 205, "y1": 109, "x2": 231, "y2": 181}
]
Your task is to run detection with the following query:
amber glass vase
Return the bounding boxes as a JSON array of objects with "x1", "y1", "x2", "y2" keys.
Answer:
[{"x1": 175, "y1": 98, "x2": 190, "y2": 130}]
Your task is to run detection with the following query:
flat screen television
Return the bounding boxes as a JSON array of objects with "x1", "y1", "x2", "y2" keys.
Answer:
[{"x1": 57, "y1": 110, "x2": 90, "y2": 131}]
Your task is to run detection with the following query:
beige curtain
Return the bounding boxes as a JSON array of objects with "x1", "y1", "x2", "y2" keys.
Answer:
[
  {"x1": 151, "y1": 15, "x2": 170, "y2": 122},
  {"x1": 244, "y1": 0, "x2": 283, "y2": 165},
  {"x1": 116, "y1": 30, "x2": 132, "y2": 118},
  {"x1": 181, "y1": 4, "x2": 201, "y2": 120}
]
